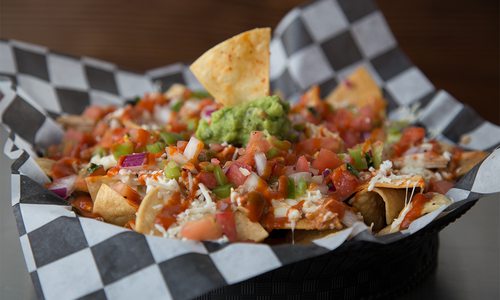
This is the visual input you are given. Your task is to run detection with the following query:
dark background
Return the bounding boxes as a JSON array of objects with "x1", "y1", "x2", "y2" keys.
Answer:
[{"x1": 0, "y1": 0, "x2": 498, "y2": 123}]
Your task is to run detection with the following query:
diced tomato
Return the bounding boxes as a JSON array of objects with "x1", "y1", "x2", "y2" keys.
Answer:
[
  {"x1": 197, "y1": 171, "x2": 218, "y2": 189},
  {"x1": 226, "y1": 162, "x2": 251, "y2": 187},
  {"x1": 215, "y1": 211, "x2": 238, "y2": 242},
  {"x1": 92, "y1": 121, "x2": 109, "y2": 138},
  {"x1": 100, "y1": 128, "x2": 128, "y2": 148},
  {"x1": 428, "y1": 180, "x2": 454, "y2": 194},
  {"x1": 331, "y1": 165, "x2": 359, "y2": 200},
  {"x1": 62, "y1": 129, "x2": 95, "y2": 158},
  {"x1": 110, "y1": 182, "x2": 141, "y2": 209},
  {"x1": 296, "y1": 137, "x2": 342, "y2": 155},
  {"x1": 312, "y1": 149, "x2": 342, "y2": 173},
  {"x1": 181, "y1": 216, "x2": 223, "y2": 241},
  {"x1": 324, "y1": 198, "x2": 346, "y2": 219},
  {"x1": 51, "y1": 158, "x2": 77, "y2": 179},
  {"x1": 70, "y1": 195, "x2": 99, "y2": 218},
  {"x1": 83, "y1": 105, "x2": 112, "y2": 122},
  {"x1": 295, "y1": 155, "x2": 309, "y2": 172},
  {"x1": 130, "y1": 128, "x2": 150, "y2": 151},
  {"x1": 393, "y1": 127, "x2": 426, "y2": 157},
  {"x1": 238, "y1": 131, "x2": 271, "y2": 166}
]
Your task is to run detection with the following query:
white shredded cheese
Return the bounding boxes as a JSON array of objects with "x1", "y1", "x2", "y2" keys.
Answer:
[
  {"x1": 145, "y1": 176, "x2": 180, "y2": 194},
  {"x1": 198, "y1": 183, "x2": 213, "y2": 204},
  {"x1": 442, "y1": 151, "x2": 451, "y2": 161},
  {"x1": 90, "y1": 154, "x2": 117, "y2": 170}
]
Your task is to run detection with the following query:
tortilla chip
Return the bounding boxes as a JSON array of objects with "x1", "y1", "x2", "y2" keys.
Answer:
[
  {"x1": 92, "y1": 184, "x2": 136, "y2": 226},
  {"x1": 422, "y1": 192, "x2": 452, "y2": 214},
  {"x1": 57, "y1": 115, "x2": 94, "y2": 131},
  {"x1": 85, "y1": 175, "x2": 115, "y2": 201},
  {"x1": 393, "y1": 153, "x2": 449, "y2": 169},
  {"x1": 456, "y1": 151, "x2": 487, "y2": 177},
  {"x1": 326, "y1": 66, "x2": 386, "y2": 110},
  {"x1": 35, "y1": 157, "x2": 55, "y2": 178},
  {"x1": 378, "y1": 192, "x2": 451, "y2": 235},
  {"x1": 135, "y1": 187, "x2": 171, "y2": 235},
  {"x1": 352, "y1": 187, "x2": 418, "y2": 232},
  {"x1": 234, "y1": 211, "x2": 269, "y2": 242},
  {"x1": 286, "y1": 229, "x2": 339, "y2": 244},
  {"x1": 190, "y1": 28, "x2": 271, "y2": 107},
  {"x1": 356, "y1": 175, "x2": 425, "y2": 191}
]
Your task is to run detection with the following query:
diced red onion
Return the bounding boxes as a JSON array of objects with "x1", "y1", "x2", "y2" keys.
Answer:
[
  {"x1": 309, "y1": 167, "x2": 319, "y2": 176},
  {"x1": 49, "y1": 175, "x2": 77, "y2": 199},
  {"x1": 362, "y1": 132, "x2": 371, "y2": 141},
  {"x1": 317, "y1": 184, "x2": 329, "y2": 194},
  {"x1": 210, "y1": 158, "x2": 221, "y2": 165},
  {"x1": 322, "y1": 168, "x2": 331, "y2": 178},
  {"x1": 121, "y1": 153, "x2": 147, "y2": 168},
  {"x1": 328, "y1": 182, "x2": 336, "y2": 192},
  {"x1": 201, "y1": 105, "x2": 218, "y2": 119},
  {"x1": 50, "y1": 187, "x2": 67, "y2": 198},
  {"x1": 183, "y1": 137, "x2": 203, "y2": 161},
  {"x1": 254, "y1": 152, "x2": 267, "y2": 177},
  {"x1": 243, "y1": 173, "x2": 260, "y2": 191},
  {"x1": 311, "y1": 175, "x2": 323, "y2": 184}
]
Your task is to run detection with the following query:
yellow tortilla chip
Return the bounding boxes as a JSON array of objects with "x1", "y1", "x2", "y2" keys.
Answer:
[
  {"x1": 456, "y1": 151, "x2": 487, "y2": 177},
  {"x1": 93, "y1": 184, "x2": 136, "y2": 226},
  {"x1": 352, "y1": 188, "x2": 407, "y2": 232},
  {"x1": 234, "y1": 211, "x2": 269, "y2": 242},
  {"x1": 326, "y1": 66, "x2": 386, "y2": 110},
  {"x1": 35, "y1": 157, "x2": 55, "y2": 178},
  {"x1": 378, "y1": 193, "x2": 451, "y2": 235},
  {"x1": 135, "y1": 187, "x2": 172, "y2": 235},
  {"x1": 85, "y1": 175, "x2": 115, "y2": 201},
  {"x1": 286, "y1": 229, "x2": 339, "y2": 244},
  {"x1": 190, "y1": 28, "x2": 271, "y2": 107}
]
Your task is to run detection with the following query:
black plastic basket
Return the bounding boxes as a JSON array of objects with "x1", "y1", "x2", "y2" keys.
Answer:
[{"x1": 196, "y1": 200, "x2": 476, "y2": 299}]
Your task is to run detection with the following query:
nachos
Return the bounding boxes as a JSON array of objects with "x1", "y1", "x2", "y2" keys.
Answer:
[{"x1": 39, "y1": 28, "x2": 486, "y2": 243}]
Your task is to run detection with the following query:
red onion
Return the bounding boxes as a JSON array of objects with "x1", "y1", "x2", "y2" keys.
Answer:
[
  {"x1": 201, "y1": 105, "x2": 217, "y2": 119},
  {"x1": 322, "y1": 169, "x2": 331, "y2": 178},
  {"x1": 121, "y1": 153, "x2": 147, "y2": 168},
  {"x1": 49, "y1": 175, "x2": 77, "y2": 199}
]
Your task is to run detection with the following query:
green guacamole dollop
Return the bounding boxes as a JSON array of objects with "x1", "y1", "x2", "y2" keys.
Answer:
[{"x1": 196, "y1": 95, "x2": 291, "y2": 145}]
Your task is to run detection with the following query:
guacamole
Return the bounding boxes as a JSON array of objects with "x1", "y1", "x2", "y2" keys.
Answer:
[{"x1": 196, "y1": 95, "x2": 291, "y2": 145}]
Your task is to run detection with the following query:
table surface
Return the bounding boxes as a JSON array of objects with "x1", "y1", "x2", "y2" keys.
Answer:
[{"x1": 0, "y1": 129, "x2": 499, "y2": 299}]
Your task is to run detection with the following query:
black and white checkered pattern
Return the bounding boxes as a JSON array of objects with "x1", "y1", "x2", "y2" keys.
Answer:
[{"x1": 1, "y1": 0, "x2": 500, "y2": 299}]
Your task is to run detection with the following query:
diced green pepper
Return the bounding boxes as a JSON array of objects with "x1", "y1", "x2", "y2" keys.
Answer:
[
  {"x1": 87, "y1": 163, "x2": 101, "y2": 174},
  {"x1": 348, "y1": 146, "x2": 368, "y2": 170},
  {"x1": 296, "y1": 178, "x2": 308, "y2": 197},
  {"x1": 346, "y1": 163, "x2": 360, "y2": 177},
  {"x1": 160, "y1": 132, "x2": 182, "y2": 145},
  {"x1": 93, "y1": 146, "x2": 106, "y2": 157},
  {"x1": 187, "y1": 119, "x2": 198, "y2": 131},
  {"x1": 171, "y1": 100, "x2": 183, "y2": 112},
  {"x1": 164, "y1": 161, "x2": 181, "y2": 179},
  {"x1": 146, "y1": 142, "x2": 165, "y2": 154},
  {"x1": 191, "y1": 90, "x2": 210, "y2": 99},
  {"x1": 213, "y1": 165, "x2": 228, "y2": 186},
  {"x1": 286, "y1": 178, "x2": 296, "y2": 199},
  {"x1": 266, "y1": 147, "x2": 280, "y2": 159},
  {"x1": 365, "y1": 152, "x2": 374, "y2": 168},
  {"x1": 212, "y1": 184, "x2": 232, "y2": 198},
  {"x1": 270, "y1": 138, "x2": 291, "y2": 151},
  {"x1": 371, "y1": 141, "x2": 384, "y2": 169},
  {"x1": 113, "y1": 141, "x2": 133, "y2": 159}
]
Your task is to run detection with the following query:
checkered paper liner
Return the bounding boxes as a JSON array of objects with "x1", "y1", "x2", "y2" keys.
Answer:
[{"x1": 1, "y1": 0, "x2": 499, "y2": 299}]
